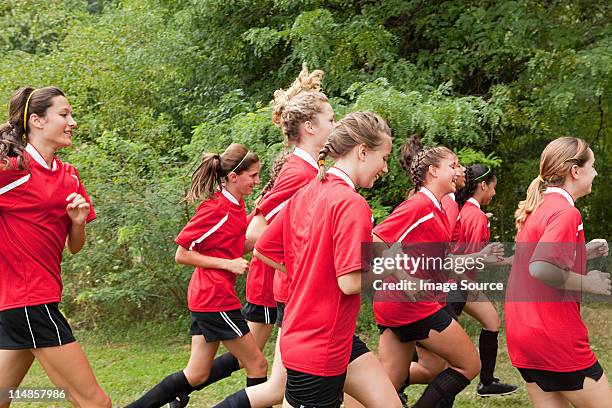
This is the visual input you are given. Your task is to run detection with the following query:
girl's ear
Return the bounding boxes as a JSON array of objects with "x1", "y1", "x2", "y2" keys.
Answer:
[
  {"x1": 428, "y1": 164, "x2": 438, "y2": 178},
  {"x1": 570, "y1": 164, "x2": 580, "y2": 180},
  {"x1": 358, "y1": 143, "x2": 368, "y2": 161},
  {"x1": 226, "y1": 172, "x2": 238, "y2": 183},
  {"x1": 30, "y1": 114, "x2": 45, "y2": 130}
]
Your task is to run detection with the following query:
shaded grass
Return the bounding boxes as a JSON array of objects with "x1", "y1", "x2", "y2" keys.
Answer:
[{"x1": 18, "y1": 303, "x2": 611, "y2": 407}]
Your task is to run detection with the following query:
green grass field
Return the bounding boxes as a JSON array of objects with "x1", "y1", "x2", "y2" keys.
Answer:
[{"x1": 17, "y1": 303, "x2": 611, "y2": 407}]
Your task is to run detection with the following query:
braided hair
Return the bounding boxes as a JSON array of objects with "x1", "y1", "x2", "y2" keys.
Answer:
[
  {"x1": 317, "y1": 111, "x2": 391, "y2": 180},
  {"x1": 400, "y1": 134, "x2": 454, "y2": 195}
]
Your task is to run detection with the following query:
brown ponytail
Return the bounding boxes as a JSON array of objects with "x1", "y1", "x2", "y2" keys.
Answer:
[{"x1": 184, "y1": 143, "x2": 259, "y2": 203}]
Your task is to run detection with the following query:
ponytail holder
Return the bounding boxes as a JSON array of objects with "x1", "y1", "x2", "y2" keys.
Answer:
[
  {"x1": 537, "y1": 175, "x2": 546, "y2": 183},
  {"x1": 23, "y1": 89, "x2": 37, "y2": 133},
  {"x1": 318, "y1": 159, "x2": 326, "y2": 167},
  {"x1": 213, "y1": 154, "x2": 221, "y2": 160}
]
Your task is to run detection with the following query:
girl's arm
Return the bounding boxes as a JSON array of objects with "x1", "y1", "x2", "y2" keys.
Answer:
[
  {"x1": 253, "y1": 248, "x2": 286, "y2": 273},
  {"x1": 246, "y1": 214, "x2": 268, "y2": 243},
  {"x1": 66, "y1": 193, "x2": 90, "y2": 254},
  {"x1": 175, "y1": 246, "x2": 249, "y2": 275},
  {"x1": 529, "y1": 261, "x2": 611, "y2": 294}
]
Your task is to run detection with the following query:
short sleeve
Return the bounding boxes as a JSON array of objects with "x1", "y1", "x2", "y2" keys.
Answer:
[
  {"x1": 374, "y1": 199, "x2": 430, "y2": 244},
  {"x1": 0, "y1": 158, "x2": 29, "y2": 211},
  {"x1": 332, "y1": 196, "x2": 373, "y2": 277},
  {"x1": 256, "y1": 168, "x2": 311, "y2": 222},
  {"x1": 175, "y1": 201, "x2": 227, "y2": 251},
  {"x1": 530, "y1": 209, "x2": 581, "y2": 270},
  {"x1": 255, "y1": 206, "x2": 285, "y2": 264}
]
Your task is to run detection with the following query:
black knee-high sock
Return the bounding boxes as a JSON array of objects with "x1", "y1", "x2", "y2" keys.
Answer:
[
  {"x1": 126, "y1": 371, "x2": 195, "y2": 408},
  {"x1": 479, "y1": 329, "x2": 499, "y2": 385},
  {"x1": 193, "y1": 352, "x2": 240, "y2": 391},
  {"x1": 246, "y1": 376, "x2": 267, "y2": 387},
  {"x1": 211, "y1": 389, "x2": 252, "y2": 408},
  {"x1": 413, "y1": 368, "x2": 470, "y2": 408}
]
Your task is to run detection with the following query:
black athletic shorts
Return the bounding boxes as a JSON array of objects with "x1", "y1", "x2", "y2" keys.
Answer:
[
  {"x1": 276, "y1": 301, "x2": 285, "y2": 328},
  {"x1": 0, "y1": 303, "x2": 76, "y2": 349},
  {"x1": 285, "y1": 368, "x2": 346, "y2": 408},
  {"x1": 349, "y1": 334, "x2": 370, "y2": 362},
  {"x1": 243, "y1": 302, "x2": 277, "y2": 325},
  {"x1": 189, "y1": 309, "x2": 250, "y2": 342},
  {"x1": 444, "y1": 289, "x2": 468, "y2": 319},
  {"x1": 378, "y1": 308, "x2": 453, "y2": 343},
  {"x1": 518, "y1": 361, "x2": 604, "y2": 392}
]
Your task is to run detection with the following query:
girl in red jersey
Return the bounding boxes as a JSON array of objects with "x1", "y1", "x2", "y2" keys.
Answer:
[
  {"x1": 0, "y1": 87, "x2": 110, "y2": 407},
  {"x1": 373, "y1": 135, "x2": 504, "y2": 407},
  {"x1": 446, "y1": 164, "x2": 518, "y2": 396},
  {"x1": 205, "y1": 65, "x2": 335, "y2": 408},
  {"x1": 126, "y1": 143, "x2": 268, "y2": 408},
  {"x1": 505, "y1": 137, "x2": 611, "y2": 407},
  {"x1": 254, "y1": 111, "x2": 400, "y2": 408}
]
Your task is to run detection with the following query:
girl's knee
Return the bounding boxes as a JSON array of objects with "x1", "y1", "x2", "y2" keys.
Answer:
[{"x1": 245, "y1": 354, "x2": 268, "y2": 377}]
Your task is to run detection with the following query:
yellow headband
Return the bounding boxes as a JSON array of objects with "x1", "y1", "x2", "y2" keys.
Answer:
[{"x1": 23, "y1": 89, "x2": 37, "y2": 133}]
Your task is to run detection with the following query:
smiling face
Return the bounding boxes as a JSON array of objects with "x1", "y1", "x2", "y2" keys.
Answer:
[
  {"x1": 356, "y1": 132, "x2": 392, "y2": 189},
  {"x1": 430, "y1": 153, "x2": 460, "y2": 194},
  {"x1": 479, "y1": 176, "x2": 497, "y2": 205},
  {"x1": 30, "y1": 95, "x2": 77, "y2": 149},
  {"x1": 229, "y1": 161, "x2": 261, "y2": 197}
]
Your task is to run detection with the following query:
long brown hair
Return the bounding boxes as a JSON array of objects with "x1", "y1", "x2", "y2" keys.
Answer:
[
  {"x1": 317, "y1": 111, "x2": 391, "y2": 180},
  {"x1": 185, "y1": 143, "x2": 259, "y2": 203},
  {"x1": 515, "y1": 137, "x2": 590, "y2": 231},
  {"x1": 0, "y1": 86, "x2": 65, "y2": 170}
]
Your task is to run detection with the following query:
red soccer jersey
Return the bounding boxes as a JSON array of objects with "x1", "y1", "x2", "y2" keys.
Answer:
[
  {"x1": 246, "y1": 147, "x2": 318, "y2": 306},
  {"x1": 0, "y1": 144, "x2": 96, "y2": 311},
  {"x1": 373, "y1": 188, "x2": 450, "y2": 326},
  {"x1": 504, "y1": 188, "x2": 595, "y2": 371},
  {"x1": 452, "y1": 198, "x2": 490, "y2": 279},
  {"x1": 175, "y1": 189, "x2": 247, "y2": 312},
  {"x1": 257, "y1": 167, "x2": 372, "y2": 376},
  {"x1": 442, "y1": 193, "x2": 460, "y2": 234}
]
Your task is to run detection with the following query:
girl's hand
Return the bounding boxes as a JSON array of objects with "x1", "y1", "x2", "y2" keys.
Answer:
[
  {"x1": 66, "y1": 192, "x2": 90, "y2": 225},
  {"x1": 225, "y1": 257, "x2": 249, "y2": 275},
  {"x1": 586, "y1": 239, "x2": 609, "y2": 260},
  {"x1": 480, "y1": 242, "x2": 505, "y2": 264},
  {"x1": 584, "y1": 270, "x2": 611, "y2": 295}
]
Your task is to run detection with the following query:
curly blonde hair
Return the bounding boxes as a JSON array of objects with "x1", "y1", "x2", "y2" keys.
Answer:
[{"x1": 271, "y1": 63, "x2": 328, "y2": 143}]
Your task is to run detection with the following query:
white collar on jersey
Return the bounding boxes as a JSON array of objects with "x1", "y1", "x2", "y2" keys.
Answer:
[
  {"x1": 467, "y1": 197, "x2": 481, "y2": 208},
  {"x1": 292, "y1": 147, "x2": 319, "y2": 170},
  {"x1": 545, "y1": 187, "x2": 574, "y2": 207},
  {"x1": 447, "y1": 192, "x2": 455, "y2": 201},
  {"x1": 328, "y1": 167, "x2": 355, "y2": 190},
  {"x1": 221, "y1": 188, "x2": 240, "y2": 205},
  {"x1": 25, "y1": 143, "x2": 57, "y2": 171},
  {"x1": 419, "y1": 187, "x2": 441, "y2": 210}
]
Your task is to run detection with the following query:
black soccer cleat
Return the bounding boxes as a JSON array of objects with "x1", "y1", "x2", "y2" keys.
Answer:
[
  {"x1": 398, "y1": 391, "x2": 410, "y2": 408},
  {"x1": 477, "y1": 378, "x2": 518, "y2": 397},
  {"x1": 167, "y1": 393, "x2": 190, "y2": 408}
]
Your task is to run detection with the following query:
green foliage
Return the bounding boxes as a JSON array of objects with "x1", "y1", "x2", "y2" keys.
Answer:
[{"x1": 1, "y1": 0, "x2": 610, "y2": 322}]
